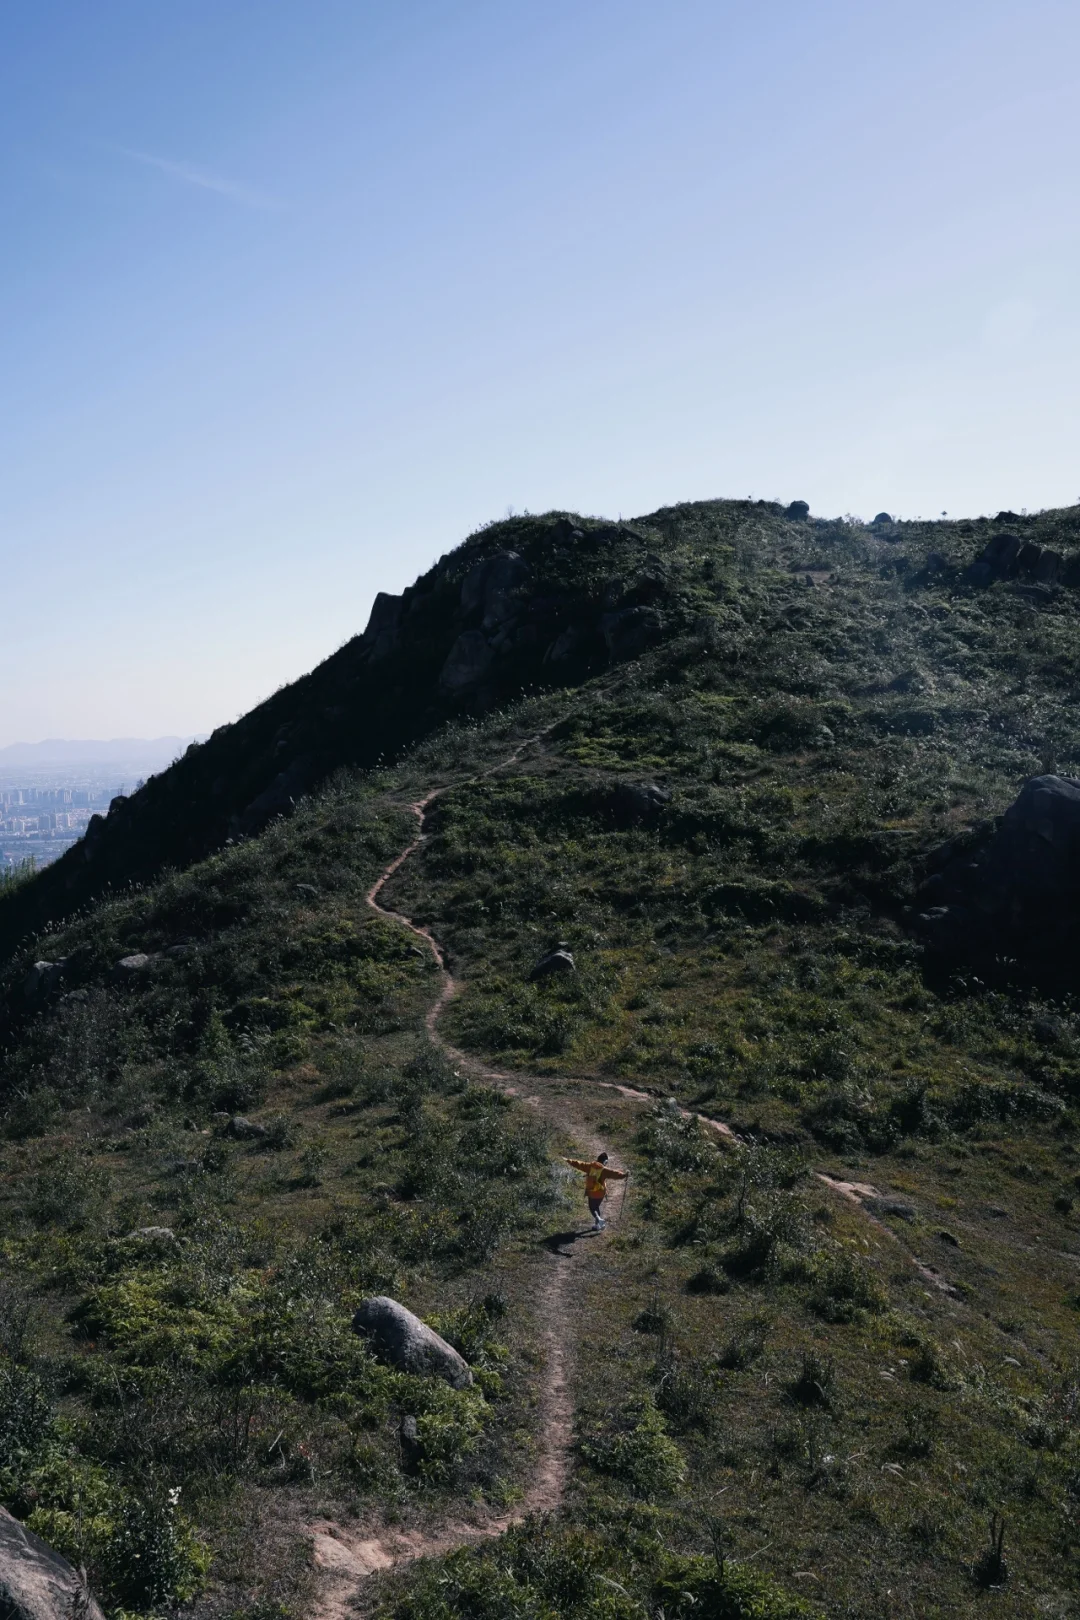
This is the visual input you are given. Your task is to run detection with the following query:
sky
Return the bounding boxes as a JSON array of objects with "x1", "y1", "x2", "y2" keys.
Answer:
[{"x1": 3, "y1": 0, "x2": 1080, "y2": 745}]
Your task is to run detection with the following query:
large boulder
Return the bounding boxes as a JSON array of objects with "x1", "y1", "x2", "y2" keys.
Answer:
[
  {"x1": 352, "y1": 1297, "x2": 473, "y2": 1389},
  {"x1": 0, "y1": 1506, "x2": 106, "y2": 1620},
  {"x1": 913, "y1": 775, "x2": 1080, "y2": 986},
  {"x1": 785, "y1": 500, "x2": 810, "y2": 520}
]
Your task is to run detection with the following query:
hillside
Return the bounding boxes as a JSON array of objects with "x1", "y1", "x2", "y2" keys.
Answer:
[{"x1": 1, "y1": 497, "x2": 1079, "y2": 1620}]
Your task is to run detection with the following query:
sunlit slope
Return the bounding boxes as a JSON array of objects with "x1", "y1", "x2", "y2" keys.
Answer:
[{"x1": 1, "y1": 499, "x2": 1080, "y2": 1616}]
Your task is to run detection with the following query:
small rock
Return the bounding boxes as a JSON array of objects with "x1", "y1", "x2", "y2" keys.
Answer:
[
  {"x1": 0, "y1": 1505, "x2": 106, "y2": 1620},
  {"x1": 529, "y1": 949, "x2": 576, "y2": 981},
  {"x1": 866, "y1": 1197, "x2": 917, "y2": 1222},
  {"x1": 228, "y1": 1116, "x2": 268, "y2": 1140},
  {"x1": 295, "y1": 883, "x2": 319, "y2": 898},
  {"x1": 126, "y1": 1226, "x2": 178, "y2": 1247},
  {"x1": 352, "y1": 1296, "x2": 473, "y2": 1389},
  {"x1": 985, "y1": 1205, "x2": 1008, "y2": 1218},
  {"x1": 115, "y1": 953, "x2": 158, "y2": 973},
  {"x1": 1003, "y1": 1356, "x2": 1021, "y2": 1367},
  {"x1": 936, "y1": 1229, "x2": 961, "y2": 1247}
]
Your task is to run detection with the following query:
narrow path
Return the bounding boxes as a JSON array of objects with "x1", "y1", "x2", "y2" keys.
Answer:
[
  {"x1": 310, "y1": 736, "x2": 596, "y2": 1619},
  {"x1": 308, "y1": 730, "x2": 965, "y2": 1616}
]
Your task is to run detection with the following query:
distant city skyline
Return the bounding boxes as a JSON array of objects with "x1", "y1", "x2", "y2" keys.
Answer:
[{"x1": 4, "y1": 2, "x2": 1079, "y2": 746}]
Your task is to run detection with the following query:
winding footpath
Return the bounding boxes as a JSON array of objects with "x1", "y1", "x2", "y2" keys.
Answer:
[{"x1": 308, "y1": 732, "x2": 965, "y2": 1618}]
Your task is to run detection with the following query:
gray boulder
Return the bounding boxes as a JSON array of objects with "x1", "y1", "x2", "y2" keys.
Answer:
[
  {"x1": 115, "y1": 953, "x2": 158, "y2": 974},
  {"x1": 0, "y1": 1505, "x2": 106, "y2": 1620},
  {"x1": 785, "y1": 500, "x2": 810, "y2": 520},
  {"x1": 352, "y1": 1296, "x2": 473, "y2": 1389},
  {"x1": 126, "y1": 1225, "x2": 178, "y2": 1246},
  {"x1": 871, "y1": 512, "x2": 893, "y2": 526},
  {"x1": 439, "y1": 631, "x2": 495, "y2": 693},
  {"x1": 228, "y1": 1116, "x2": 267, "y2": 1140},
  {"x1": 530, "y1": 948, "x2": 576, "y2": 981}
]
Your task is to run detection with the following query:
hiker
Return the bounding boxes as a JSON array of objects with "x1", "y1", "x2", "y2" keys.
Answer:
[{"x1": 565, "y1": 1152, "x2": 627, "y2": 1230}]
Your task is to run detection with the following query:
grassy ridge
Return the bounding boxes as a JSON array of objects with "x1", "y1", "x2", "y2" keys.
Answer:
[{"x1": 0, "y1": 500, "x2": 1079, "y2": 1615}]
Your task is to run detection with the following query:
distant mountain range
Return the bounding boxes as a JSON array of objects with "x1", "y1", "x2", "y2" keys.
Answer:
[{"x1": 0, "y1": 736, "x2": 207, "y2": 766}]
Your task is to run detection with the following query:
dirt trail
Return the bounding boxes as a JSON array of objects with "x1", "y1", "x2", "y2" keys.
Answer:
[
  {"x1": 311, "y1": 738, "x2": 599, "y2": 1618},
  {"x1": 309, "y1": 732, "x2": 955, "y2": 1616}
]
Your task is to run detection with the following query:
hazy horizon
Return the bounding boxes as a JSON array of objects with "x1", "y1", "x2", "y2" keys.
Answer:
[
  {"x1": 4, "y1": 1, "x2": 1079, "y2": 748},
  {"x1": 0, "y1": 735, "x2": 207, "y2": 765}
]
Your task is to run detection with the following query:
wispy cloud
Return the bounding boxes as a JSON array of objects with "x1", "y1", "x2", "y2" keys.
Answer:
[{"x1": 117, "y1": 146, "x2": 278, "y2": 210}]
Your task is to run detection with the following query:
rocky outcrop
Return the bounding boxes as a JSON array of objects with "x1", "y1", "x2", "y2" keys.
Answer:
[
  {"x1": 0, "y1": 1505, "x2": 106, "y2": 1620},
  {"x1": 352, "y1": 1296, "x2": 473, "y2": 1388},
  {"x1": 361, "y1": 592, "x2": 404, "y2": 662},
  {"x1": 913, "y1": 774, "x2": 1080, "y2": 985},
  {"x1": 967, "y1": 533, "x2": 1078, "y2": 589},
  {"x1": 232, "y1": 755, "x2": 316, "y2": 837},
  {"x1": 461, "y1": 551, "x2": 532, "y2": 629},
  {"x1": 439, "y1": 631, "x2": 495, "y2": 693},
  {"x1": 786, "y1": 500, "x2": 810, "y2": 520}
]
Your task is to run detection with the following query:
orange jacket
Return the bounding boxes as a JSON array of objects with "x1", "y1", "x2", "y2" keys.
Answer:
[{"x1": 566, "y1": 1158, "x2": 628, "y2": 1201}]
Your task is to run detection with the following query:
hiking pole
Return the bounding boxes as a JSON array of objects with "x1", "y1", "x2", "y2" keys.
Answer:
[{"x1": 617, "y1": 1171, "x2": 631, "y2": 1225}]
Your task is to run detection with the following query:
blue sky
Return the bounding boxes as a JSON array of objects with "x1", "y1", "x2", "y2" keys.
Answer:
[{"x1": 3, "y1": 1, "x2": 1079, "y2": 744}]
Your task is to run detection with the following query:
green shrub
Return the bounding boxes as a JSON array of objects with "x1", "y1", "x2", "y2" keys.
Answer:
[
  {"x1": 0, "y1": 1359, "x2": 53, "y2": 1465},
  {"x1": 580, "y1": 1399, "x2": 686, "y2": 1497},
  {"x1": 803, "y1": 1249, "x2": 887, "y2": 1322},
  {"x1": 788, "y1": 1350, "x2": 836, "y2": 1409},
  {"x1": 654, "y1": 1554, "x2": 822, "y2": 1618},
  {"x1": 103, "y1": 1486, "x2": 211, "y2": 1608}
]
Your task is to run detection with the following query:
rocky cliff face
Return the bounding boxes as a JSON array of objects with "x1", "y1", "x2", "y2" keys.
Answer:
[{"x1": 0, "y1": 511, "x2": 691, "y2": 959}]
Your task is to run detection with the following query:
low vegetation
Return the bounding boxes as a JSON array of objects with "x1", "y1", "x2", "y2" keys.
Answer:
[{"x1": 2, "y1": 497, "x2": 1080, "y2": 1617}]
